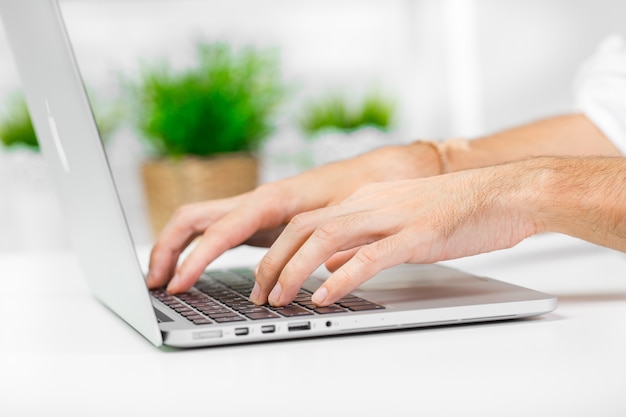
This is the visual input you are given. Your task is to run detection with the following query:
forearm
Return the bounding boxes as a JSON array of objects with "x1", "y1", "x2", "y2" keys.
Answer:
[
  {"x1": 442, "y1": 113, "x2": 622, "y2": 172},
  {"x1": 517, "y1": 156, "x2": 626, "y2": 252}
]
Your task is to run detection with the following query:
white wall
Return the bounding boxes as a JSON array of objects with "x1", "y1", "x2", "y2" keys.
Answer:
[
  {"x1": 1, "y1": 0, "x2": 625, "y2": 251},
  {"x1": 476, "y1": 0, "x2": 626, "y2": 133}
]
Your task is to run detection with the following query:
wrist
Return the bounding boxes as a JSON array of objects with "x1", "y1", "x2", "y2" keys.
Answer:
[
  {"x1": 495, "y1": 158, "x2": 552, "y2": 236},
  {"x1": 493, "y1": 156, "x2": 615, "y2": 238},
  {"x1": 528, "y1": 157, "x2": 626, "y2": 246},
  {"x1": 409, "y1": 138, "x2": 471, "y2": 175},
  {"x1": 358, "y1": 142, "x2": 442, "y2": 181}
]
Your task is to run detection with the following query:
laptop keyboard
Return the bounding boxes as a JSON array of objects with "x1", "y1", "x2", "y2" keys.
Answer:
[{"x1": 151, "y1": 268, "x2": 384, "y2": 326}]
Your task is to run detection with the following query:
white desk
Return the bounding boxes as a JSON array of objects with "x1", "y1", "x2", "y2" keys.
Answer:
[{"x1": 2, "y1": 233, "x2": 626, "y2": 416}]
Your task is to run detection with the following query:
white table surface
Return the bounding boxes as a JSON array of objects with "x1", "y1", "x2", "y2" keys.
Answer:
[{"x1": 2, "y1": 233, "x2": 626, "y2": 416}]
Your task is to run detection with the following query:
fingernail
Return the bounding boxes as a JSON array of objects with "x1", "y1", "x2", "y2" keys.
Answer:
[
  {"x1": 268, "y1": 282, "x2": 282, "y2": 305},
  {"x1": 166, "y1": 273, "x2": 181, "y2": 292},
  {"x1": 249, "y1": 282, "x2": 261, "y2": 303},
  {"x1": 312, "y1": 286, "x2": 328, "y2": 306}
]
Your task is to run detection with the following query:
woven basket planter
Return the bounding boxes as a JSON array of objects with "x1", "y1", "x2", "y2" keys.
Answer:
[{"x1": 141, "y1": 153, "x2": 259, "y2": 237}]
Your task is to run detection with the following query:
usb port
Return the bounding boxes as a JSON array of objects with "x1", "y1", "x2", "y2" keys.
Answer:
[
  {"x1": 288, "y1": 321, "x2": 311, "y2": 332},
  {"x1": 261, "y1": 325, "x2": 275, "y2": 334},
  {"x1": 234, "y1": 327, "x2": 249, "y2": 336}
]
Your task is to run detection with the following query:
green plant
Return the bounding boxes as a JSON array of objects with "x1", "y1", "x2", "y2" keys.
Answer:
[
  {"x1": 0, "y1": 93, "x2": 38, "y2": 151},
  {"x1": 299, "y1": 90, "x2": 396, "y2": 138},
  {"x1": 0, "y1": 90, "x2": 121, "y2": 152},
  {"x1": 133, "y1": 41, "x2": 285, "y2": 159}
]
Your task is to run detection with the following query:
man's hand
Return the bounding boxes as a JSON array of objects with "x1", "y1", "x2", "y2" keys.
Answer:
[
  {"x1": 251, "y1": 163, "x2": 541, "y2": 307},
  {"x1": 146, "y1": 143, "x2": 442, "y2": 293}
]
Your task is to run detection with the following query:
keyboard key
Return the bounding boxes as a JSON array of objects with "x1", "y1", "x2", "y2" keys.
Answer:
[
  {"x1": 345, "y1": 304, "x2": 385, "y2": 311},
  {"x1": 232, "y1": 304, "x2": 268, "y2": 313},
  {"x1": 210, "y1": 312, "x2": 242, "y2": 318},
  {"x1": 213, "y1": 316, "x2": 246, "y2": 323},
  {"x1": 314, "y1": 306, "x2": 348, "y2": 314},
  {"x1": 245, "y1": 311, "x2": 281, "y2": 320},
  {"x1": 197, "y1": 307, "x2": 230, "y2": 315},
  {"x1": 192, "y1": 318, "x2": 213, "y2": 325},
  {"x1": 296, "y1": 301, "x2": 318, "y2": 310},
  {"x1": 273, "y1": 305, "x2": 314, "y2": 317}
]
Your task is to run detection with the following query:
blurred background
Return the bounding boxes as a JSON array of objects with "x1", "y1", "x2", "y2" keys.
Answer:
[{"x1": 1, "y1": 0, "x2": 625, "y2": 253}]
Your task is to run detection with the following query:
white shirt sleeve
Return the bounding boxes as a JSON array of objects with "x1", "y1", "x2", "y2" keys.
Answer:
[{"x1": 573, "y1": 34, "x2": 626, "y2": 155}]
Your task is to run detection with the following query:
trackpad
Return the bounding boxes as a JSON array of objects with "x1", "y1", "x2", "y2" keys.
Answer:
[{"x1": 306, "y1": 264, "x2": 489, "y2": 306}]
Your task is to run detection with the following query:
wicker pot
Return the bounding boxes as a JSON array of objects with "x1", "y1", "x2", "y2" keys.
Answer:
[{"x1": 141, "y1": 153, "x2": 259, "y2": 237}]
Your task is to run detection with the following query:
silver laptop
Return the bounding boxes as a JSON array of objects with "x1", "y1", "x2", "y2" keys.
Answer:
[{"x1": 0, "y1": 0, "x2": 556, "y2": 348}]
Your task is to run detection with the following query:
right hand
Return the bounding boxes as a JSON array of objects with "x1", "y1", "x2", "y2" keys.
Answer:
[{"x1": 146, "y1": 142, "x2": 441, "y2": 293}]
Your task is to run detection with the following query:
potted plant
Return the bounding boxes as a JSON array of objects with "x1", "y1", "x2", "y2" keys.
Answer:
[
  {"x1": 298, "y1": 89, "x2": 397, "y2": 166},
  {"x1": 131, "y1": 41, "x2": 285, "y2": 236}
]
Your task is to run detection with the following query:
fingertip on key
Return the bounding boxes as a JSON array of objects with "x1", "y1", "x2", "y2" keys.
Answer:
[
  {"x1": 166, "y1": 273, "x2": 182, "y2": 293},
  {"x1": 268, "y1": 282, "x2": 282, "y2": 306},
  {"x1": 249, "y1": 282, "x2": 261, "y2": 304},
  {"x1": 311, "y1": 286, "x2": 328, "y2": 306}
]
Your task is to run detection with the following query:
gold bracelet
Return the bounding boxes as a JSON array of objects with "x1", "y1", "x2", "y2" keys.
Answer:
[
  {"x1": 414, "y1": 138, "x2": 469, "y2": 175},
  {"x1": 415, "y1": 140, "x2": 447, "y2": 175}
]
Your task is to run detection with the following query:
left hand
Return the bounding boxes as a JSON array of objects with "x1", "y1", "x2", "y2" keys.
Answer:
[{"x1": 250, "y1": 164, "x2": 540, "y2": 307}]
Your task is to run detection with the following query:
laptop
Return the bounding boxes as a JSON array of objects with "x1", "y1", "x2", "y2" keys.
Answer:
[{"x1": 0, "y1": 0, "x2": 556, "y2": 348}]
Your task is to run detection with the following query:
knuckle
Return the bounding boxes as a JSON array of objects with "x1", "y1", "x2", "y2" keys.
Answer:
[
  {"x1": 256, "y1": 255, "x2": 281, "y2": 285},
  {"x1": 252, "y1": 183, "x2": 287, "y2": 209},
  {"x1": 201, "y1": 221, "x2": 229, "y2": 243},
  {"x1": 280, "y1": 259, "x2": 308, "y2": 285},
  {"x1": 252, "y1": 182, "x2": 280, "y2": 198},
  {"x1": 165, "y1": 204, "x2": 202, "y2": 234},
  {"x1": 287, "y1": 212, "x2": 315, "y2": 234},
  {"x1": 313, "y1": 220, "x2": 342, "y2": 243},
  {"x1": 170, "y1": 203, "x2": 194, "y2": 222},
  {"x1": 258, "y1": 254, "x2": 279, "y2": 274},
  {"x1": 354, "y1": 245, "x2": 380, "y2": 267}
]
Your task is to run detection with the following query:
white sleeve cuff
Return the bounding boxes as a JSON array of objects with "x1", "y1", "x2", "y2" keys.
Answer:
[{"x1": 573, "y1": 34, "x2": 626, "y2": 155}]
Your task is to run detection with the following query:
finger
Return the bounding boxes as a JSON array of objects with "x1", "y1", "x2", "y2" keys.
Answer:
[
  {"x1": 312, "y1": 233, "x2": 413, "y2": 306},
  {"x1": 251, "y1": 211, "x2": 317, "y2": 304},
  {"x1": 252, "y1": 188, "x2": 388, "y2": 304},
  {"x1": 147, "y1": 234, "x2": 197, "y2": 289},
  {"x1": 167, "y1": 196, "x2": 285, "y2": 293},
  {"x1": 261, "y1": 209, "x2": 399, "y2": 306},
  {"x1": 324, "y1": 247, "x2": 360, "y2": 272},
  {"x1": 147, "y1": 198, "x2": 240, "y2": 289}
]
